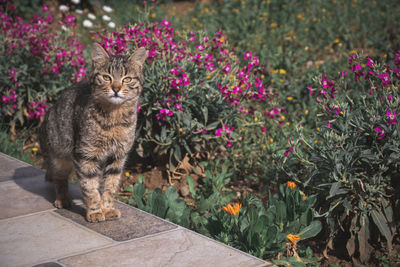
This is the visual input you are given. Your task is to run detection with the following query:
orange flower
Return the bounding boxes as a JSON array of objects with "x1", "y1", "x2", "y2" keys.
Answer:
[
  {"x1": 287, "y1": 234, "x2": 301, "y2": 246},
  {"x1": 287, "y1": 181, "x2": 296, "y2": 189},
  {"x1": 302, "y1": 195, "x2": 307, "y2": 200},
  {"x1": 222, "y1": 203, "x2": 242, "y2": 215}
]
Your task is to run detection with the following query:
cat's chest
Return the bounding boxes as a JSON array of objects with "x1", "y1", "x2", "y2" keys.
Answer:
[{"x1": 79, "y1": 109, "x2": 136, "y2": 151}]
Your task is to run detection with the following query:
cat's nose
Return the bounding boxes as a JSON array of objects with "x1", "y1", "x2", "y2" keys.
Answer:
[{"x1": 112, "y1": 86, "x2": 121, "y2": 93}]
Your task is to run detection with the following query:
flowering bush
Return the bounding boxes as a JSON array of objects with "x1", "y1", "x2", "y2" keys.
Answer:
[
  {"x1": 96, "y1": 19, "x2": 280, "y2": 169},
  {"x1": 280, "y1": 51, "x2": 400, "y2": 263},
  {"x1": 0, "y1": 6, "x2": 86, "y2": 133}
]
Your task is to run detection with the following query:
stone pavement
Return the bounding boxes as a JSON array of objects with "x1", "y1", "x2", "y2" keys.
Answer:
[{"x1": 0, "y1": 152, "x2": 274, "y2": 267}]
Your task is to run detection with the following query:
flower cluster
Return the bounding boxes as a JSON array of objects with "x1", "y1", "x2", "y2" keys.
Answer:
[
  {"x1": 96, "y1": 19, "x2": 281, "y2": 155},
  {"x1": 0, "y1": 4, "x2": 87, "y2": 127},
  {"x1": 215, "y1": 125, "x2": 235, "y2": 147},
  {"x1": 1, "y1": 89, "x2": 18, "y2": 109},
  {"x1": 27, "y1": 101, "x2": 48, "y2": 120}
]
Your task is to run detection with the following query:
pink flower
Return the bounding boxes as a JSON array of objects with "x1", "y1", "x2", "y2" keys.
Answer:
[{"x1": 387, "y1": 94, "x2": 393, "y2": 101}]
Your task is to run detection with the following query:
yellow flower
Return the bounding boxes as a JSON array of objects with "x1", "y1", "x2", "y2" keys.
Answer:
[
  {"x1": 269, "y1": 138, "x2": 274, "y2": 143},
  {"x1": 254, "y1": 117, "x2": 258, "y2": 122},
  {"x1": 305, "y1": 109, "x2": 309, "y2": 115},
  {"x1": 287, "y1": 234, "x2": 301, "y2": 246},
  {"x1": 192, "y1": 18, "x2": 198, "y2": 22},
  {"x1": 125, "y1": 171, "x2": 130, "y2": 177},
  {"x1": 32, "y1": 147, "x2": 38, "y2": 152},
  {"x1": 151, "y1": 13, "x2": 156, "y2": 18},
  {"x1": 281, "y1": 115, "x2": 285, "y2": 120},
  {"x1": 279, "y1": 69, "x2": 286, "y2": 74},
  {"x1": 287, "y1": 181, "x2": 296, "y2": 189},
  {"x1": 222, "y1": 203, "x2": 242, "y2": 215},
  {"x1": 261, "y1": 74, "x2": 265, "y2": 79},
  {"x1": 314, "y1": 140, "x2": 318, "y2": 144},
  {"x1": 316, "y1": 127, "x2": 320, "y2": 131},
  {"x1": 262, "y1": 144, "x2": 267, "y2": 150},
  {"x1": 286, "y1": 122, "x2": 291, "y2": 126},
  {"x1": 287, "y1": 96, "x2": 293, "y2": 101}
]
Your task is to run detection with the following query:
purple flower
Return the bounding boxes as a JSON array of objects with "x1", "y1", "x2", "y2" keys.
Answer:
[{"x1": 387, "y1": 94, "x2": 393, "y2": 101}]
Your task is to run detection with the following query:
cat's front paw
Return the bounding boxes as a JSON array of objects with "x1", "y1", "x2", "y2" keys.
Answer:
[
  {"x1": 104, "y1": 208, "x2": 121, "y2": 221},
  {"x1": 87, "y1": 211, "x2": 106, "y2": 223}
]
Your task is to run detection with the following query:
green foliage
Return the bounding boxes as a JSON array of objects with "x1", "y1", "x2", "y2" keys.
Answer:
[
  {"x1": 0, "y1": 127, "x2": 31, "y2": 163},
  {"x1": 126, "y1": 182, "x2": 191, "y2": 228},
  {"x1": 200, "y1": 183, "x2": 321, "y2": 259}
]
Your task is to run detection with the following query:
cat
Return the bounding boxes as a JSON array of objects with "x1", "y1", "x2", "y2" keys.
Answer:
[{"x1": 39, "y1": 43, "x2": 147, "y2": 222}]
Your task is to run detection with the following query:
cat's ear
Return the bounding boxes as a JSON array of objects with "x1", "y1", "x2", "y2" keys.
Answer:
[
  {"x1": 92, "y1": 43, "x2": 109, "y2": 67},
  {"x1": 128, "y1": 47, "x2": 148, "y2": 67}
]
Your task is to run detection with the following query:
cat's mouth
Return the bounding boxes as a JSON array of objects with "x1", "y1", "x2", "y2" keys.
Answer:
[{"x1": 108, "y1": 94, "x2": 125, "y2": 104}]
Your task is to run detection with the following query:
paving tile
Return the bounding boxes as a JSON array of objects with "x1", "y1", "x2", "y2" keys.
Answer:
[
  {"x1": 32, "y1": 262, "x2": 63, "y2": 267},
  {"x1": 61, "y1": 228, "x2": 270, "y2": 267},
  {"x1": 0, "y1": 212, "x2": 112, "y2": 267},
  {"x1": 0, "y1": 174, "x2": 82, "y2": 220},
  {"x1": 56, "y1": 201, "x2": 177, "y2": 241},
  {"x1": 0, "y1": 152, "x2": 44, "y2": 182}
]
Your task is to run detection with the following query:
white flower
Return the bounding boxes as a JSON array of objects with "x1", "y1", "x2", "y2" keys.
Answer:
[
  {"x1": 83, "y1": 19, "x2": 93, "y2": 28},
  {"x1": 87, "y1": 13, "x2": 96, "y2": 20},
  {"x1": 108, "y1": 21, "x2": 116, "y2": 28},
  {"x1": 61, "y1": 25, "x2": 69, "y2": 31},
  {"x1": 59, "y1": 5, "x2": 69, "y2": 12},
  {"x1": 75, "y1": 9, "x2": 83, "y2": 14},
  {"x1": 102, "y1": 15, "x2": 111, "y2": 21},
  {"x1": 103, "y1": 5, "x2": 113, "y2": 13},
  {"x1": 71, "y1": 0, "x2": 80, "y2": 4}
]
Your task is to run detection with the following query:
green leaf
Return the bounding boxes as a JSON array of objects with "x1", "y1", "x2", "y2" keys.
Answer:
[
  {"x1": 358, "y1": 215, "x2": 373, "y2": 263},
  {"x1": 186, "y1": 175, "x2": 196, "y2": 199},
  {"x1": 133, "y1": 183, "x2": 145, "y2": 209},
  {"x1": 298, "y1": 220, "x2": 322, "y2": 240},
  {"x1": 371, "y1": 209, "x2": 393, "y2": 244},
  {"x1": 382, "y1": 198, "x2": 393, "y2": 223},
  {"x1": 328, "y1": 182, "x2": 341, "y2": 199}
]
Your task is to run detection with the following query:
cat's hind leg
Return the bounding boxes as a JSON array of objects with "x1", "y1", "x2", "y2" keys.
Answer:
[{"x1": 46, "y1": 158, "x2": 73, "y2": 209}]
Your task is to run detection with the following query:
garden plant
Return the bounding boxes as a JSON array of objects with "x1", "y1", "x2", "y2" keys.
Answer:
[{"x1": 1, "y1": 0, "x2": 400, "y2": 265}]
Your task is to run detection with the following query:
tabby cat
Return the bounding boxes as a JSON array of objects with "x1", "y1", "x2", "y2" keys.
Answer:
[{"x1": 39, "y1": 43, "x2": 147, "y2": 222}]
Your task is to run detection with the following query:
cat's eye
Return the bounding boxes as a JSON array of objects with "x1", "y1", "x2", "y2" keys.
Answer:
[
  {"x1": 103, "y1": 75, "x2": 111, "y2": 81},
  {"x1": 122, "y1": 77, "x2": 132, "y2": 83}
]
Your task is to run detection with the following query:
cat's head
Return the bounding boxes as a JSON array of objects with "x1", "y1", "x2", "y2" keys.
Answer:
[{"x1": 90, "y1": 43, "x2": 147, "y2": 106}]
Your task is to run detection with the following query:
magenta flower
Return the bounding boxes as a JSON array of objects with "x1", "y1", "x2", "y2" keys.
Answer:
[
  {"x1": 386, "y1": 110, "x2": 397, "y2": 125},
  {"x1": 156, "y1": 108, "x2": 173, "y2": 120},
  {"x1": 374, "y1": 127, "x2": 386, "y2": 139},
  {"x1": 284, "y1": 146, "x2": 294, "y2": 157},
  {"x1": 387, "y1": 94, "x2": 393, "y2": 101},
  {"x1": 244, "y1": 51, "x2": 252, "y2": 60}
]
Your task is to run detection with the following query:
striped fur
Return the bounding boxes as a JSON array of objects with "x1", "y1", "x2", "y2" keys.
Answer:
[{"x1": 39, "y1": 44, "x2": 147, "y2": 222}]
